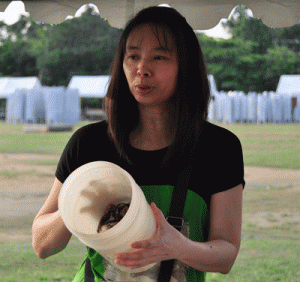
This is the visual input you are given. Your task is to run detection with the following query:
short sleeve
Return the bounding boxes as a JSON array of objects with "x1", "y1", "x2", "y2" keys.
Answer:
[
  {"x1": 55, "y1": 121, "x2": 117, "y2": 184},
  {"x1": 55, "y1": 127, "x2": 83, "y2": 183},
  {"x1": 211, "y1": 129, "x2": 245, "y2": 194},
  {"x1": 195, "y1": 123, "x2": 245, "y2": 196}
]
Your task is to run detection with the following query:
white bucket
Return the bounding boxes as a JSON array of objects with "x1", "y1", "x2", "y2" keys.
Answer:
[{"x1": 58, "y1": 161, "x2": 157, "y2": 273}]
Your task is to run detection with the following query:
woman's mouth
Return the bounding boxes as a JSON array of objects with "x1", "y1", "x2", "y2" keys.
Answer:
[{"x1": 134, "y1": 84, "x2": 154, "y2": 94}]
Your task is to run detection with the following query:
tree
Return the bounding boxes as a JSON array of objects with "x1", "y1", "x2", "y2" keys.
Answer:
[
  {"x1": 0, "y1": 37, "x2": 38, "y2": 77},
  {"x1": 0, "y1": 7, "x2": 122, "y2": 86},
  {"x1": 198, "y1": 33, "x2": 266, "y2": 92},
  {"x1": 263, "y1": 45, "x2": 300, "y2": 90},
  {"x1": 222, "y1": 5, "x2": 274, "y2": 54},
  {"x1": 273, "y1": 22, "x2": 300, "y2": 52},
  {"x1": 37, "y1": 7, "x2": 122, "y2": 86}
]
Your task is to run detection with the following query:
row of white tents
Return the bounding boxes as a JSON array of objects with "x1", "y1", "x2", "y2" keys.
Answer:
[
  {"x1": 208, "y1": 91, "x2": 300, "y2": 123},
  {"x1": 208, "y1": 75, "x2": 300, "y2": 123},
  {"x1": 6, "y1": 87, "x2": 81, "y2": 126},
  {"x1": 0, "y1": 76, "x2": 109, "y2": 127},
  {"x1": 0, "y1": 75, "x2": 299, "y2": 125}
]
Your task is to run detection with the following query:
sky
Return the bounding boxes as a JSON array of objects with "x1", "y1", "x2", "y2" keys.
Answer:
[{"x1": 0, "y1": 1, "x2": 251, "y2": 39}]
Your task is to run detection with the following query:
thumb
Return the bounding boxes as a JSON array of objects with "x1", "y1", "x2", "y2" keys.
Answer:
[{"x1": 150, "y1": 202, "x2": 166, "y2": 224}]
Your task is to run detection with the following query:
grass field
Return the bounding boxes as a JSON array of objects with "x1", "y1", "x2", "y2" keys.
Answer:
[
  {"x1": 0, "y1": 121, "x2": 299, "y2": 281},
  {"x1": 1, "y1": 185, "x2": 299, "y2": 282},
  {"x1": 0, "y1": 121, "x2": 299, "y2": 169},
  {"x1": 223, "y1": 123, "x2": 300, "y2": 169}
]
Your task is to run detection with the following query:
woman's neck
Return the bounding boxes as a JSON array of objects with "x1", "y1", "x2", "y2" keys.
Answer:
[{"x1": 129, "y1": 104, "x2": 175, "y2": 150}]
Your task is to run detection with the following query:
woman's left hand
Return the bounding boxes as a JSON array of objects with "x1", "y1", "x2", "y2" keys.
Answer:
[{"x1": 115, "y1": 202, "x2": 186, "y2": 269}]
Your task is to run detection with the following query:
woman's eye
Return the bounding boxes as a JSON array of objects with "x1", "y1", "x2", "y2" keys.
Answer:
[
  {"x1": 154, "y1": 55, "x2": 166, "y2": 60},
  {"x1": 129, "y1": 55, "x2": 139, "y2": 60}
]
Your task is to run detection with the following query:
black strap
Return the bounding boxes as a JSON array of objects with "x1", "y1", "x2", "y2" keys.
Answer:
[
  {"x1": 84, "y1": 257, "x2": 95, "y2": 282},
  {"x1": 85, "y1": 256, "x2": 108, "y2": 281},
  {"x1": 157, "y1": 142, "x2": 197, "y2": 282}
]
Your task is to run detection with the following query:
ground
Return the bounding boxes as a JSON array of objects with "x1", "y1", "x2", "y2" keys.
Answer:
[{"x1": 0, "y1": 153, "x2": 299, "y2": 242}]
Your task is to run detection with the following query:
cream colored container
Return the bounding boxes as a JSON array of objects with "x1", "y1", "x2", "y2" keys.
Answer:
[{"x1": 58, "y1": 161, "x2": 157, "y2": 273}]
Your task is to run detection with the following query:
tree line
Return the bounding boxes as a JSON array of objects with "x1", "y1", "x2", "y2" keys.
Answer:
[
  {"x1": 197, "y1": 5, "x2": 300, "y2": 93},
  {"x1": 0, "y1": 7, "x2": 122, "y2": 87},
  {"x1": 0, "y1": 5, "x2": 299, "y2": 94}
]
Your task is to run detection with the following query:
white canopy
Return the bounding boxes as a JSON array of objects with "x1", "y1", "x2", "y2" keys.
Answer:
[
  {"x1": 0, "y1": 1, "x2": 300, "y2": 29},
  {"x1": 67, "y1": 75, "x2": 110, "y2": 98},
  {"x1": 0, "y1": 77, "x2": 41, "y2": 98},
  {"x1": 276, "y1": 75, "x2": 300, "y2": 96}
]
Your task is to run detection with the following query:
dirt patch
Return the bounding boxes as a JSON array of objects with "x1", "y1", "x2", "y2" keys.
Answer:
[
  {"x1": 0, "y1": 153, "x2": 59, "y2": 177},
  {"x1": 0, "y1": 153, "x2": 57, "y2": 222},
  {"x1": 244, "y1": 211, "x2": 300, "y2": 228},
  {"x1": 244, "y1": 166, "x2": 300, "y2": 189}
]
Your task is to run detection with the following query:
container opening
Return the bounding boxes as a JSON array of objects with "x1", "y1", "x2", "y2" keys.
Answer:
[{"x1": 71, "y1": 173, "x2": 132, "y2": 234}]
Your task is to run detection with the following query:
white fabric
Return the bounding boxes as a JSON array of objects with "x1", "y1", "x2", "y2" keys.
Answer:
[{"x1": 0, "y1": 0, "x2": 299, "y2": 29}]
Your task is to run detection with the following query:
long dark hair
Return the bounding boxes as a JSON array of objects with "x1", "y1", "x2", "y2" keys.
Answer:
[{"x1": 105, "y1": 6, "x2": 211, "y2": 165}]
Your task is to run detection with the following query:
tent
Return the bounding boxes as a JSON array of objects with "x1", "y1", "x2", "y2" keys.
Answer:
[
  {"x1": 4, "y1": 77, "x2": 43, "y2": 123},
  {"x1": 0, "y1": 77, "x2": 41, "y2": 98},
  {"x1": 276, "y1": 75, "x2": 300, "y2": 96},
  {"x1": 0, "y1": 77, "x2": 9, "y2": 98},
  {"x1": 276, "y1": 75, "x2": 300, "y2": 123},
  {"x1": 43, "y1": 86, "x2": 80, "y2": 126},
  {"x1": 1, "y1": 1, "x2": 300, "y2": 29},
  {"x1": 67, "y1": 75, "x2": 110, "y2": 98}
]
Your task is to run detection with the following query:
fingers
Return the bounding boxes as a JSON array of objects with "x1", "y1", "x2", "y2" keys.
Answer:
[
  {"x1": 115, "y1": 203, "x2": 171, "y2": 269},
  {"x1": 115, "y1": 249, "x2": 169, "y2": 269}
]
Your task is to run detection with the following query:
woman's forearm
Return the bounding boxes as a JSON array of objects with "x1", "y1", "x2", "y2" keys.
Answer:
[
  {"x1": 176, "y1": 236, "x2": 239, "y2": 274},
  {"x1": 32, "y1": 210, "x2": 72, "y2": 259}
]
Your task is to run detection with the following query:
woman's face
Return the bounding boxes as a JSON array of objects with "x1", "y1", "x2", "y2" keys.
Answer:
[{"x1": 123, "y1": 24, "x2": 178, "y2": 108}]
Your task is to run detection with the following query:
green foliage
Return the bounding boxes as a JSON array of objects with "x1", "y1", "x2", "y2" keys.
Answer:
[
  {"x1": 198, "y1": 5, "x2": 300, "y2": 92},
  {"x1": 0, "y1": 5, "x2": 299, "y2": 92},
  {"x1": 0, "y1": 7, "x2": 122, "y2": 86},
  {"x1": 0, "y1": 39, "x2": 38, "y2": 77},
  {"x1": 222, "y1": 5, "x2": 274, "y2": 54},
  {"x1": 38, "y1": 7, "x2": 122, "y2": 86}
]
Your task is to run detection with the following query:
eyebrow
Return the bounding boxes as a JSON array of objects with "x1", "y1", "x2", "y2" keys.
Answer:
[{"x1": 126, "y1": 45, "x2": 173, "y2": 53}]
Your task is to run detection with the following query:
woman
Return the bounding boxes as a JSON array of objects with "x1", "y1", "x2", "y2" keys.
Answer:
[{"x1": 32, "y1": 6, "x2": 244, "y2": 282}]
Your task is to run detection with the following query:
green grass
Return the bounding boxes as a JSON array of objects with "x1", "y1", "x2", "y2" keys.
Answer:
[
  {"x1": 206, "y1": 237, "x2": 300, "y2": 282},
  {"x1": 0, "y1": 122, "x2": 90, "y2": 155},
  {"x1": 0, "y1": 185, "x2": 298, "y2": 281},
  {"x1": 0, "y1": 169, "x2": 36, "y2": 176},
  {"x1": 0, "y1": 238, "x2": 86, "y2": 282},
  {"x1": 222, "y1": 123, "x2": 300, "y2": 169},
  {"x1": 0, "y1": 121, "x2": 299, "y2": 281},
  {"x1": 1, "y1": 121, "x2": 300, "y2": 168},
  {"x1": 206, "y1": 184, "x2": 300, "y2": 281}
]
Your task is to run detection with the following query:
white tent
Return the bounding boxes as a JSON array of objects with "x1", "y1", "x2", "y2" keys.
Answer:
[
  {"x1": 43, "y1": 86, "x2": 80, "y2": 126},
  {"x1": 0, "y1": 77, "x2": 41, "y2": 98},
  {"x1": 67, "y1": 75, "x2": 110, "y2": 98},
  {"x1": 0, "y1": 77, "x2": 9, "y2": 98},
  {"x1": 276, "y1": 75, "x2": 300, "y2": 96}
]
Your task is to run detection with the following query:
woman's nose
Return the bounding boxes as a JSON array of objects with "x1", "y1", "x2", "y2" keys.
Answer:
[{"x1": 137, "y1": 62, "x2": 151, "y2": 77}]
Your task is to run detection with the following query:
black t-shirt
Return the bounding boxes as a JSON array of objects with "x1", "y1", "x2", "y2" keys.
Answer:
[
  {"x1": 55, "y1": 120, "x2": 245, "y2": 282},
  {"x1": 56, "y1": 120, "x2": 244, "y2": 206}
]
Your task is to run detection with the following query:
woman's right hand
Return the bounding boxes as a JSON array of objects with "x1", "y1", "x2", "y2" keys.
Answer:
[{"x1": 32, "y1": 178, "x2": 72, "y2": 259}]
